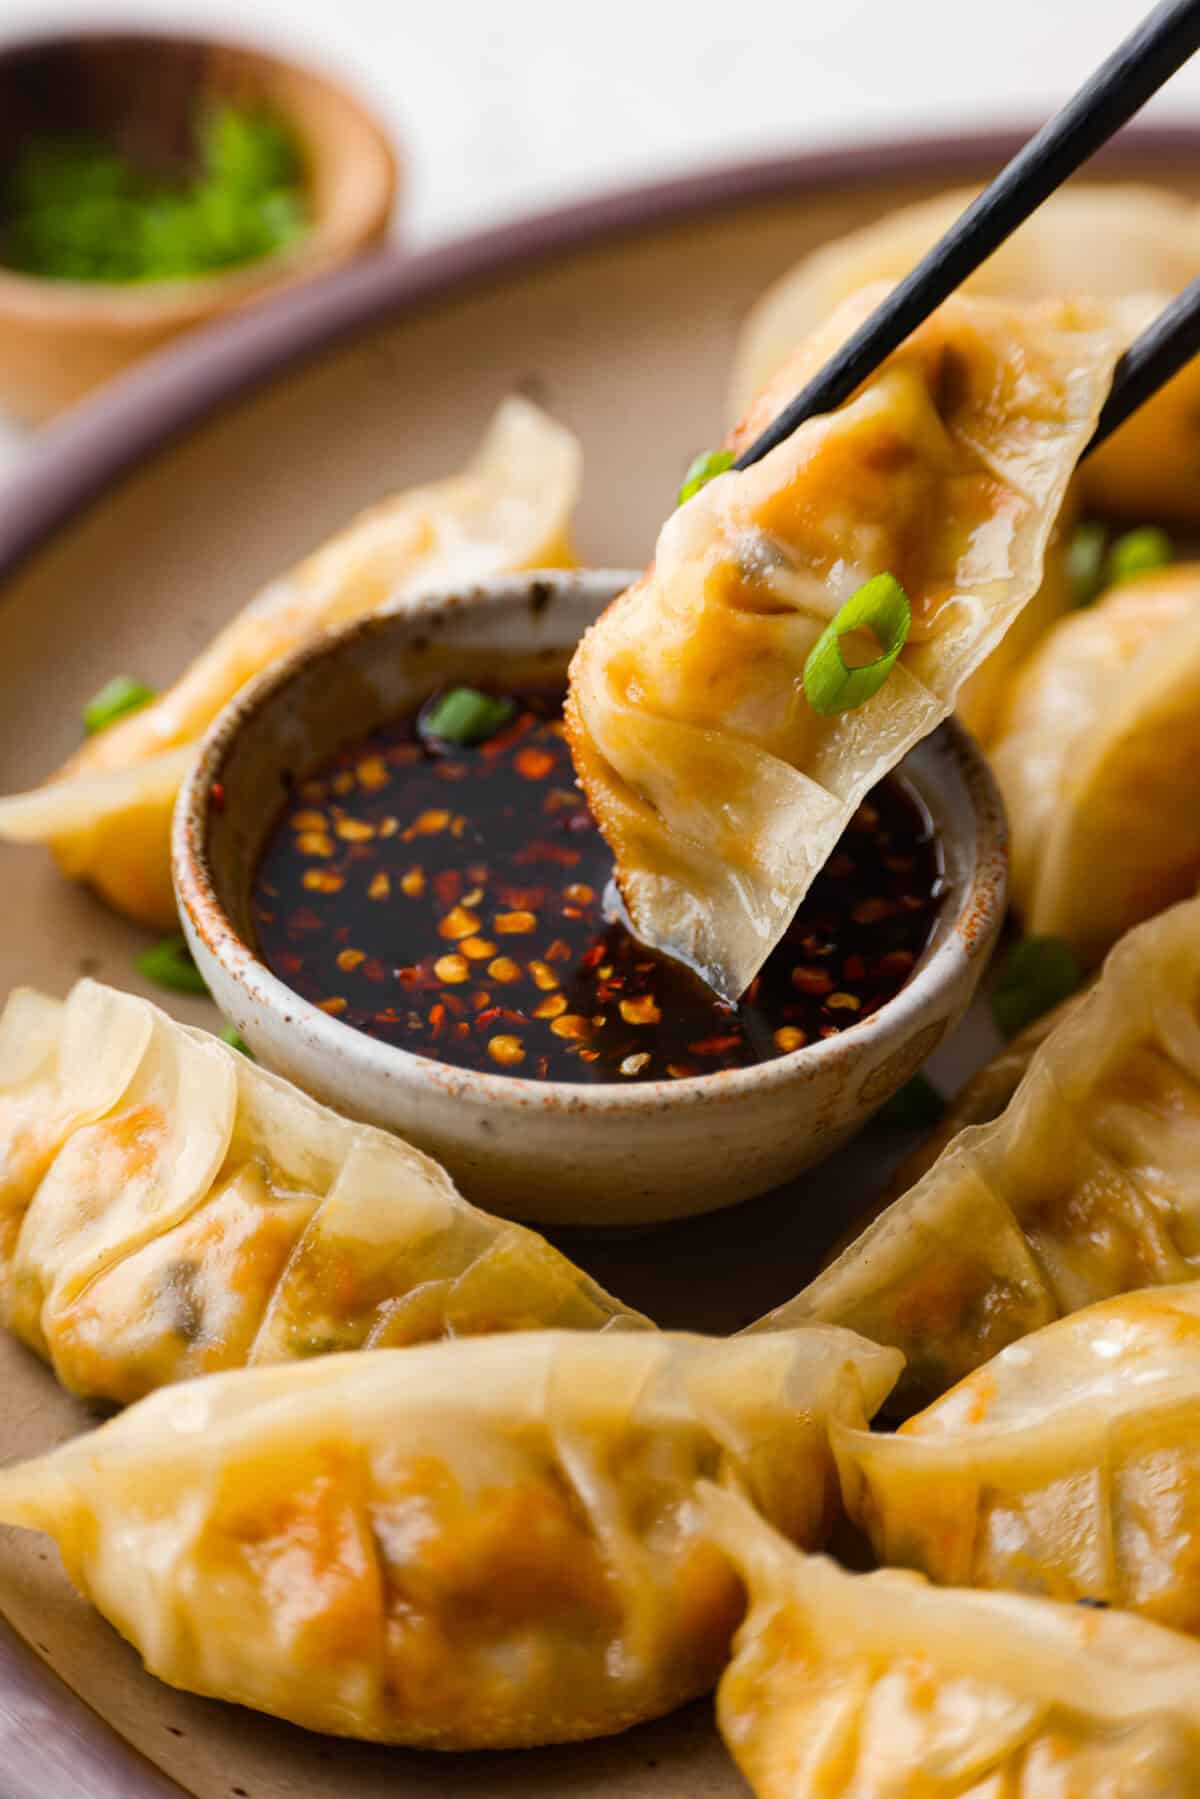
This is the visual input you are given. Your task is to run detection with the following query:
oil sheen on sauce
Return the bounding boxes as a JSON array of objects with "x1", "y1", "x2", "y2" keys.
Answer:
[{"x1": 252, "y1": 687, "x2": 943, "y2": 1084}]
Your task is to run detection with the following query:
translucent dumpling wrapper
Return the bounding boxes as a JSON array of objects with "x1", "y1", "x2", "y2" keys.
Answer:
[
  {"x1": 567, "y1": 288, "x2": 1121, "y2": 999},
  {"x1": 991, "y1": 563, "x2": 1200, "y2": 966},
  {"x1": 0, "y1": 398, "x2": 581, "y2": 928},
  {"x1": 0, "y1": 1328, "x2": 903, "y2": 1748},
  {"x1": 836, "y1": 1283, "x2": 1200, "y2": 1634},
  {"x1": 0, "y1": 979, "x2": 647, "y2": 1405},
  {"x1": 731, "y1": 182, "x2": 1200, "y2": 520},
  {"x1": 747, "y1": 895, "x2": 1200, "y2": 1411},
  {"x1": 703, "y1": 1483, "x2": 1200, "y2": 1799}
]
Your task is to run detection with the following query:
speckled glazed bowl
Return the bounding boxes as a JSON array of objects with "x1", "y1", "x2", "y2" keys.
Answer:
[{"x1": 174, "y1": 568, "x2": 1007, "y2": 1225}]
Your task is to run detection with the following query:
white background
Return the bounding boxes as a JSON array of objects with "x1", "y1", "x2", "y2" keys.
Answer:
[{"x1": 1, "y1": 0, "x2": 1199, "y2": 465}]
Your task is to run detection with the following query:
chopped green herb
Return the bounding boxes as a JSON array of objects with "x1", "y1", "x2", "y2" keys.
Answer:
[
  {"x1": 220, "y1": 1022, "x2": 254, "y2": 1058},
  {"x1": 3, "y1": 102, "x2": 308, "y2": 284},
  {"x1": 802, "y1": 573, "x2": 911, "y2": 717},
  {"x1": 1107, "y1": 526, "x2": 1172, "y2": 587},
  {"x1": 419, "y1": 687, "x2": 517, "y2": 747},
  {"x1": 82, "y1": 675, "x2": 157, "y2": 736},
  {"x1": 1066, "y1": 521, "x2": 1107, "y2": 607},
  {"x1": 876, "y1": 1073, "x2": 946, "y2": 1129},
  {"x1": 991, "y1": 935, "x2": 1082, "y2": 1041},
  {"x1": 678, "y1": 448, "x2": 734, "y2": 506},
  {"x1": 136, "y1": 934, "x2": 209, "y2": 996}
]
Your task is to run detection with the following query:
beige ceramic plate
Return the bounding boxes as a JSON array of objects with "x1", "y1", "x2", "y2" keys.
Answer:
[{"x1": 0, "y1": 125, "x2": 1197, "y2": 1799}]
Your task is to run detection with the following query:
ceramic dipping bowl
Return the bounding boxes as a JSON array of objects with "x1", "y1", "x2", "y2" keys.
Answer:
[{"x1": 174, "y1": 568, "x2": 1007, "y2": 1227}]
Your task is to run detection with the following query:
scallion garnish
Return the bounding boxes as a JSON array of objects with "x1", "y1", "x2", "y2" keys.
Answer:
[
  {"x1": 677, "y1": 448, "x2": 734, "y2": 506},
  {"x1": 83, "y1": 675, "x2": 156, "y2": 736},
  {"x1": 802, "y1": 573, "x2": 911, "y2": 717},
  {"x1": 220, "y1": 1022, "x2": 254, "y2": 1057},
  {"x1": 991, "y1": 934, "x2": 1082, "y2": 1041},
  {"x1": 1107, "y1": 525, "x2": 1172, "y2": 587},
  {"x1": 419, "y1": 687, "x2": 517, "y2": 748},
  {"x1": 1066, "y1": 521, "x2": 1107, "y2": 608},
  {"x1": 136, "y1": 934, "x2": 209, "y2": 996},
  {"x1": 876, "y1": 1072, "x2": 945, "y2": 1129}
]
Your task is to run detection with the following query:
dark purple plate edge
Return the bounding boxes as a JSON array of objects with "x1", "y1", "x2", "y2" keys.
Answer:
[
  {"x1": 0, "y1": 121, "x2": 1197, "y2": 1798},
  {"x1": 4, "y1": 121, "x2": 1200, "y2": 586}
]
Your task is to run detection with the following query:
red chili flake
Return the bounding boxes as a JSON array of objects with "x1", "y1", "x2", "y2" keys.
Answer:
[
  {"x1": 515, "y1": 747, "x2": 555, "y2": 781},
  {"x1": 666, "y1": 1062, "x2": 697, "y2": 1079},
  {"x1": 287, "y1": 908, "x2": 325, "y2": 934},
  {"x1": 562, "y1": 905, "x2": 583, "y2": 920},
  {"x1": 454, "y1": 1021, "x2": 471, "y2": 1039},
  {"x1": 900, "y1": 893, "x2": 927, "y2": 912},
  {"x1": 514, "y1": 840, "x2": 582, "y2": 867},
  {"x1": 375, "y1": 1008, "x2": 402, "y2": 1025},
  {"x1": 474, "y1": 1007, "x2": 502, "y2": 1031},
  {"x1": 688, "y1": 1034, "x2": 741, "y2": 1056},
  {"x1": 578, "y1": 1049, "x2": 601, "y2": 1062},
  {"x1": 545, "y1": 939, "x2": 572, "y2": 963},
  {"x1": 792, "y1": 965, "x2": 835, "y2": 996},
  {"x1": 432, "y1": 869, "x2": 462, "y2": 908},
  {"x1": 843, "y1": 953, "x2": 868, "y2": 981},
  {"x1": 209, "y1": 781, "x2": 226, "y2": 813},
  {"x1": 277, "y1": 952, "x2": 303, "y2": 976},
  {"x1": 579, "y1": 943, "x2": 606, "y2": 972},
  {"x1": 396, "y1": 965, "x2": 420, "y2": 985},
  {"x1": 496, "y1": 885, "x2": 544, "y2": 911},
  {"x1": 428, "y1": 1004, "x2": 447, "y2": 1037},
  {"x1": 361, "y1": 958, "x2": 389, "y2": 984},
  {"x1": 440, "y1": 991, "x2": 466, "y2": 1017},
  {"x1": 877, "y1": 949, "x2": 915, "y2": 977}
]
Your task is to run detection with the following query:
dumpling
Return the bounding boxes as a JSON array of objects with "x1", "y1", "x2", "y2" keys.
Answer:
[
  {"x1": 836, "y1": 1283, "x2": 1200, "y2": 1633},
  {"x1": 0, "y1": 1328, "x2": 903, "y2": 1747},
  {"x1": 991, "y1": 563, "x2": 1200, "y2": 966},
  {"x1": 703, "y1": 1483, "x2": 1200, "y2": 1799},
  {"x1": 748, "y1": 895, "x2": 1200, "y2": 1410},
  {"x1": 731, "y1": 182, "x2": 1200, "y2": 519},
  {"x1": 0, "y1": 398, "x2": 580, "y2": 928},
  {"x1": 0, "y1": 979, "x2": 646, "y2": 1405},
  {"x1": 886, "y1": 988, "x2": 1090, "y2": 1195},
  {"x1": 567, "y1": 288, "x2": 1120, "y2": 998}
]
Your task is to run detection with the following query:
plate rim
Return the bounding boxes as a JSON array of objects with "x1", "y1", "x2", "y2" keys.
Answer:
[
  {"x1": 4, "y1": 120, "x2": 1200, "y2": 584},
  {"x1": 1, "y1": 119, "x2": 1199, "y2": 1799}
]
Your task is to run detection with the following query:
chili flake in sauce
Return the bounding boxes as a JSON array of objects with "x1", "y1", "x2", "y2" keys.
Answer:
[{"x1": 252, "y1": 688, "x2": 943, "y2": 1083}]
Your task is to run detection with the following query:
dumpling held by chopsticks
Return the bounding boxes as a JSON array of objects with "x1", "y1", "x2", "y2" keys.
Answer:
[{"x1": 568, "y1": 287, "x2": 1122, "y2": 999}]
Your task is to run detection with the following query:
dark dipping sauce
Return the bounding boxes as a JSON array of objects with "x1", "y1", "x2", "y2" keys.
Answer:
[{"x1": 252, "y1": 687, "x2": 944, "y2": 1084}]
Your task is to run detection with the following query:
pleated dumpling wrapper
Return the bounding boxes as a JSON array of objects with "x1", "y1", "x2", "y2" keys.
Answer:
[
  {"x1": 837, "y1": 1283, "x2": 1200, "y2": 1634},
  {"x1": 991, "y1": 562, "x2": 1200, "y2": 967},
  {"x1": 567, "y1": 287, "x2": 1121, "y2": 1000},
  {"x1": 748, "y1": 895, "x2": 1200, "y2": 1412},
  {"x1": 0, "y1": 1329, "x2": 902, "y2": 1748},
  {"x1": 731, "y1": 182, "x2": 1200, "y2": 520},
  {"x1": 702, "y1": 1483, "x2": 1200, "y2": 1799},
  {"x1": 0, "y1": 397, "x2": 580, "y2": 929},
  {"x1": 0, "y1": 979, "x2": 647, "y2": 1406}
]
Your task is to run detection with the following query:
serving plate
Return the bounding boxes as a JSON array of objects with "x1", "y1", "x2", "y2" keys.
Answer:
[{"x1": 0, "y1": 123, "x2": 1198, "y2": 1799}]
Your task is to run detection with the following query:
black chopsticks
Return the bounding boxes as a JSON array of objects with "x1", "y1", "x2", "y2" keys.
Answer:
[
  {"x1": 1086, "y1": 277, "x2": 1200, "y2": 454},
  {"x1": 735, "y1": 0, "x2": 1200, "y2": 473}
]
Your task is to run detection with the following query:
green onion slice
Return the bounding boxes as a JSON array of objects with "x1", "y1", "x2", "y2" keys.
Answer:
[
  {"x1": 876, "y1": 1072, "x2": 945, "y2": 1129},
  {"x1": 802, "y1": 574, "x2": 912, "y2": 717},
  {"x1": 991, "y1": 934, "x2": 1082, "y2": 1041},
  {"x1": 1066, "y1": 521, "x2": 1107, "y2": 608},
  {"x1": 1107, "y1": 526, "x2": 1172, "y2": 587},
  {"x1": 83, "y1": 675, "x2": 156, "y2": 736},
  {"x1": 136, "y1": 934, "x2": 209, "y2": 996},
  {"x1": 220, "y1": 1022, "x2": 254, "y2": 1058},
  {"x1": 419, "y1": 687, "x2": 517, "y2": 748},
  {"x1": 678, "y1": 448, "x2": 734, "y2": 506}
]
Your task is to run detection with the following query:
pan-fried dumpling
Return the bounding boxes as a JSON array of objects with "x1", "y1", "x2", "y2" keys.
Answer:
[
  {"x1": 991, "y1": 564, "x2": 1200, "y2": 966},
  {"x1": 0, "y1": 1329, "x2": 903, "y2": 1747},
  {"x1": 836, "y1": 1284, "x2": 1200, "y2": 1633},
  {"x1": 731, "y1": 183, "x2": 1200, "y2": 519},
  {"x1": 567, "y1": 289, "x2": 1120, "y2": 999},
  {"x1": 0, "y1": 398, "x2": 580, "y2": 928},
  {"x1": 703, "y1": 1483, "x2": 1200, "y2": 1799},
  {"x1": 749, "y1": 895, "x2": 1200, "y2": 1410},
  {"x1": 0, "y1": 979, "x2": 646, "y2": 1405}
]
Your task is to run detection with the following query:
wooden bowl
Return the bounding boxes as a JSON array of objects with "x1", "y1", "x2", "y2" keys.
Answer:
[{"x1": 0, "y1": 30, "x2": 398, "y2": 422}]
